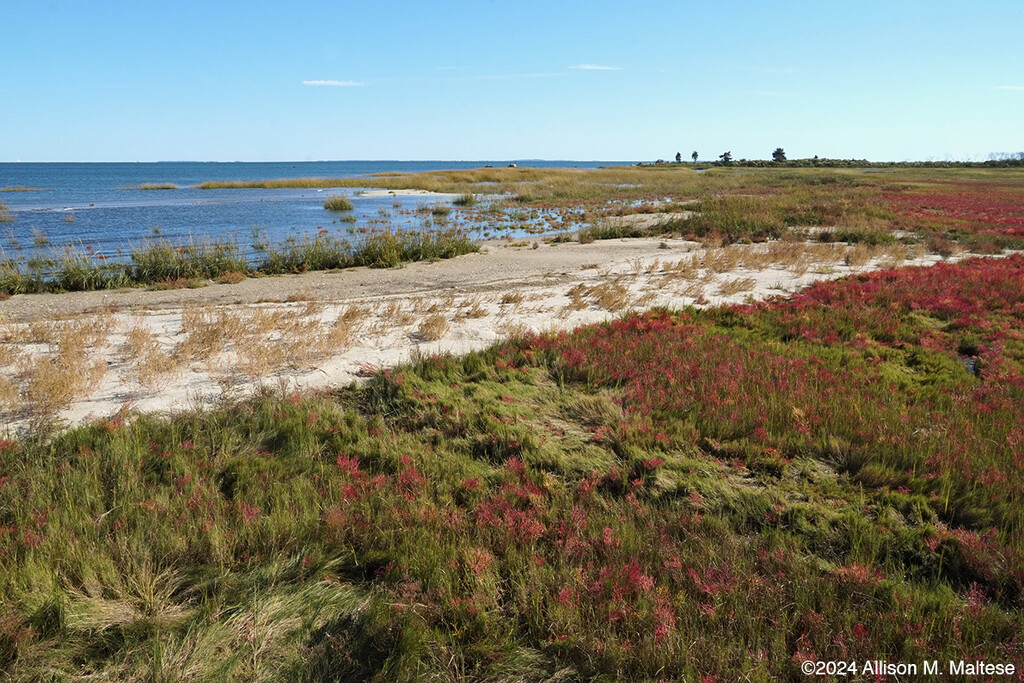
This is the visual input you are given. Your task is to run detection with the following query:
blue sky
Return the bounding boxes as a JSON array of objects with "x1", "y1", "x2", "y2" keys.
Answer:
[{"x1": 1, "y1": 0, "x2": 1021, "y2": 162}]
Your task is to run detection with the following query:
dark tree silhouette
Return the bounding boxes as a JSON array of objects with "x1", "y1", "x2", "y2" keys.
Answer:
[
  {"x1": 718, "y1": 151, "x2": 732, "y2": 164},
  {"x1": 691, "y1": 151, "x2": 698, "y2": 163},
  {"x1": 772, "y1": 147, "x2": 787, "y2": 162},
  {"x1": 675, "y1": 152, "x2": 682, "y2": 163}
]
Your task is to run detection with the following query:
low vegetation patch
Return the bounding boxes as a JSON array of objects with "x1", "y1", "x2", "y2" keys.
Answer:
[
  {"x1": 131, "y1": 182, "x2": 179, "y2": 190},
  {"x1": 322, "y1": 194, "x2": 353, "y2": 211}
]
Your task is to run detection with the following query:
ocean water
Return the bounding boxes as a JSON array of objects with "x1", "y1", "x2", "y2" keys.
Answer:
[{"x1": 0, "y1": 160, "x2": 618, "y2": 267}]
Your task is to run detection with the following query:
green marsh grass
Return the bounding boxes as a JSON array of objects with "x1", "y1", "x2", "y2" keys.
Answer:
[
  {"x1": 2, "y1": 255, "x2": 1024, "y2": 678},
  {"x1": 322, "y1": 194, "x2": 354, "y2": 211},
  {"x1": 131, "y1": 182, "x2": 179, "y2": 190},
  {"x1": 0, "y1": 230, "x2": 478, "y2": 295}
]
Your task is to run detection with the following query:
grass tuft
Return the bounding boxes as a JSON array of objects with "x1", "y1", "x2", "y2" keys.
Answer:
[{"x1": 323, "y1": 195, "x2": 354, "y2": 211}]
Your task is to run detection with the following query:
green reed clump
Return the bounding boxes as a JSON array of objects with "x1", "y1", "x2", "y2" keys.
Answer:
[
  {"x1": 323, "y1": 194, "x2": 354, "y2": 211},
  {"x1": 453, "y1": 192, "x2": 477, "y2": 207},
  {"x1": 260, "y1": 234, "x2": 354, "y2": 274},
  {"x1": 351, "y1": 228, "x2": 478, "y2": 268},
  {"x1": 816, "y1": 227, "x2": 898, "y2": 245},
  {"x1": 577, "y1": 221, "x2": 661, "y2": 242},
  {"x1": 55, "y1": 253, "x2": 132, "y2": 291},
  {"x1": 0, "y1": 201, "x2": 13, "y2": 222},
  {"x1": 689, "y1": 194, "x2": 787, "y2": 241},
  {"x1": 130, "y1": 239, "x2": 248, "y2": 283},
  {"x1": 255, "y1": 229, "x2": 477, "y2": 274}
]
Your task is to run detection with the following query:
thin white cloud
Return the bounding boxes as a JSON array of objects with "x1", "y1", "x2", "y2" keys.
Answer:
[
  {"x1": 302, "y1": 80, "x2": 363, "y2": 87},
  {"x1": 996, "y1": 85, "x2": 1024, "y2": 90},
  {"x1": 569, "y1": 64, "x2": 621, "y2": 71}
]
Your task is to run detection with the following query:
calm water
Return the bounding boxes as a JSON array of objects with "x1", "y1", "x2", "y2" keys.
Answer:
[{"x1": 0, "y1": 160, "x2": 619, "y2": 266}]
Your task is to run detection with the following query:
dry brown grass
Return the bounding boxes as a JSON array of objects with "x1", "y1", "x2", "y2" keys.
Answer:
[
  {"x1": 178, "y1": 307, "x2": 246, "y2": 362},
  {"x1": 662, "y1": 254, "x2": 701, "y2": 280},
  {"x1": 298, "y1": 298, "x2": 326, "y2": 318},
  {"x1": 277, "y1": 318, "x2": 323, "y2": 369},
  {"x1": 412, "y1": 295, "x2": 455, "y2": 315},
  {"x1": 376, "y1": 301, "x2": 415, "y2": 329},
  {"x1": 567, "y1": 280, "x2": 632, "y2": 312},
  {"x1": 319, "y1": 306, "x2": 368, "y2": 355},
  {"x1": 121, "y1": 327, "x2": 178, "y2": 389},
  {"x1": 681, "y1": 281, "x2": 706, "y2": 299},
  {"x1": 338, "y1": 305, "x2": 371, "y2": 327},
  {"x1": 21, "y1": 351, "x2": 105, "y2": 417},
  {"x1": 877, "y1": 243, "x2": 908, "y2": 269},
  {"x1": 217, "y1": 271, "x2": 246, "y2": 285},
  {"x1": 499, "y1": 291, "x2": 525, "y2": 306},
  {"x1": 0, "y1": 375, "x2": 18, "y2": 411},
  {"x1": 238, "y1": 343, "x2": 287, "y2": 380},
  {"x1": 566, "y1": 284, "x2": 590, "y2": 311},
  {"x1": 0, "y1": 314, "x2": 119, "y2": 418},
  {"x1": 457, "y1": 296, "x2": 489, "y2": 319},
  {"x1": 844, "y1": 243, "x2": 875, "y2": 269},
  {"x1": 704, "y1": 246, "x2": 743, "y2": 273},
  {"x1": 0, "y1": 342, "x2": 24, "y2": 368},
  {"x1": 717, "y1": 277, "x2": 758, "y2": 296},
  {"x1": 415, "y1": 314, "x2": 450, "y2": 341}
]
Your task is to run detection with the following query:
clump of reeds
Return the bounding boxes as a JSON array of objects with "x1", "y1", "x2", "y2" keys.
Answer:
[
  {"x1": 0, "y1": 201, "x2": 12, "y2": 222},
  {"x1": 453, "y1": 193, "x2": 477, "y2": 207},
  {"x1": 130, "y1": 239, "x2": 249, "y2": 283},
  {"x1": 323, "y1": 195, "x2": 354, "y2": 211}
]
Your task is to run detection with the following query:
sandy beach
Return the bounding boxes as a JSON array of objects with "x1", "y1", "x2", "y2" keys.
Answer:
[{"x1": 0, "y1": 236, "x2": 954, "y2": 433}]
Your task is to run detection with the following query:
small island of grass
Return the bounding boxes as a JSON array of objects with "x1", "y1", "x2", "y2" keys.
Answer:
[{"x1": 323, "y1": 194, "x2": 354, "y2": 211}]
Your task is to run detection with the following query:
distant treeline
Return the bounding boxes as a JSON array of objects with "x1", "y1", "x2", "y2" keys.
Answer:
[{"x1": 666, "y1": 155, "x2": 1024, "y2": 169}]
